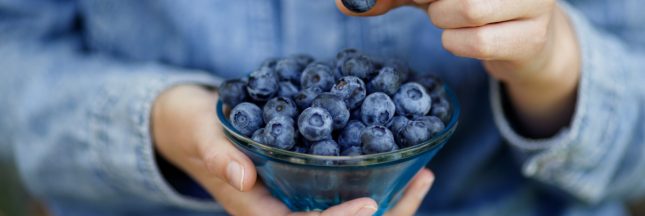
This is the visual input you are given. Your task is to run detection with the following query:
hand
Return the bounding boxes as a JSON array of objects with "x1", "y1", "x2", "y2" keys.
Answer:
[
  {"x1": 337, "y1": 0, "x2": 581, "y2": 137},
  {"x1": 152, "y1": 85, "x2": 434, "y2": 215}
]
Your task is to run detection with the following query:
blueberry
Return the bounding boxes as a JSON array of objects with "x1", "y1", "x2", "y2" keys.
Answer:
[
  {"x1": 360, "y1": 92, "x2": 396, "y2": 126},
  {"x1": 393, "y1": 82, "x2": 432, "y2": 117},
  {"x1": 309, "y1": 139, "x2": 340, "y2": 156},
  {"x1": 383, "y1": 58, "x2": 410, "y2": 82},
  {"x1": 219, "y1": 79, "x2": 247, "y2": 107},
  {"x1": 275, "y1": 58, "x2": 304, "y2": 83},
  {"x1": 312, "y1": 93, "x2": 350, "y2": 129},
  {"x1": 291, "y1": 54, "x2": 315, "y2": 67},
  {"x1": 414, "y1": 115, "x2": 445, "y2": 135},
  {"x1": 341, "y1": 146, "x2": 363, "y2": 156},
  {"x1": 397, "y1": 120, "x2": 432, "y2": 148},
  {"x1": 336, "y1": 48, "x2": 359, "y2": 61},
  {"x1": 340, "y1": 54, "x2": 376, "y2": 80},
  {"x1": 386, "y1": 116, "x2": 409, "y2": 135},
  {"x1": 247, "y1": 67, "x2": 279, "y2": 101},
  {"x1": 341, "y1": 0, "x2": 376, "y2": 13},
  {"x1": 263, "y1": 97, "x2": 298, "y2": 123},
  {"x1": 278, "y1": 81, "x2": 300, "y2": 98},
  {"x1": 298, "y1": 107, "x2": 334, "y2": 141},
  {"x1": 431, "y1": 96, "x2": 451, "y2": 123},
  {"x1": 331, "y1": 76, "x2": 366, "y2": 110},
  {"x1": 259, "y1": 58, "x2": 279, "y2": 70},
  {"x1": 262, "y1": 116, "x2": 296, "y2": 150},
  {"x1": 293, "y1": 87, "x2": 323, "y2": 110},
  {"x1": 361, "y1": 125, "x2": 398, "y2": 154},
  {"x1": 251, "y1": 128, "x2": 269, "y2": 145},
  {"x1": 367, "y1": 66, "x2": 402, "y2": 95},
  {"x1": 290, "y1": 145, "x2": 308, "y2": 154},
  {"x1": 230, "y1": 102, "x2": 264, "y2": 136},
  {"x1": 338, "y1": 120, "x2": 366, "y2": 150},
  {"x1": 300, "y1": 63, "x2": 335, "y2": 91},
  {"x1": 415, "y1": 74, "x2": 445, "y2": 98}
]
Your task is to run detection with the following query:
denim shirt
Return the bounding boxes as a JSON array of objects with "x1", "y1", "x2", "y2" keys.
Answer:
[{"x1": 1, "y1": 0, "x2": 644, "y2": 215}]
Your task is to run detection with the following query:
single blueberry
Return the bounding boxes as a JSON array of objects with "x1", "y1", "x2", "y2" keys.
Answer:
[
  {"x1": 259, "y1": 58, "x2": 279, "y2": 70},
  {"x1": 341, "y1": 0, "x2": 377, "y2": 13},
  {"x1": 338, "y1": 120, "x2": 366, "y2": 150},
  {"x1": 219, "y1": 79, "x2": 247, "y2": 107},
  {"x1": 340, "y1": 54, "x2": 376, "y2": 80},
  {"x1": 361, "y1": 125, "x2": 398, "y2": 154},
  {"x1": 300, "y1": 62, "x2": 335, "y2": 91},
  {"x1": 414, "y1": 115, "x2": 445, "y2": 135},
  {"x1": 397, "y1": 120, "x2": 433, "y2": 148},
  {"x1": 263, "y1": 97, "x2": 298, "y2": 123},
  {"x1": 383, "y1": 58, "x2": 410, "y2": 82},
  {"x1": 336, "y1": 48, "x2": 359, "y2": 61},
  {"x1": 293, "y1": 87, "x2": 323, "y2": 110},
  {"x1": 275, "y1": 58, "x2": 304, "y2": 84},
  {"x1": 415, "y1": 74, "x2": 446, "y2": 98},
  {"x1": 341, "y1": 146, "x2": 363, "y2": 156},
  {"x1": 312, "y1": 93, "x2": 350, "y2": 129},
  {"x1": 308, "y1": 139, "x2": 340, "y2": 156},
  {"x1": 330, "y1": 76, "x2": 367, "y2": 110},
  {"x1": 290, "y1": 54, "x2": 315, "y2": 67},
  {"x1": 298, "y1": 107, "x2": 334, "y2": 141},
  {"x1": 431, "y1": 96, "x2": 451, "y2": 123},
  {"x1": 262, "y1": 116, "x2": 296, "y2": 150},
  {"x1": 386, "y1": 115, "x2": 409, "y2": 135},
  {"x1": 278, "y1": 81, "x2": 300, "y2": 98},
  {"x1": 290, "y1": 145, "x2": 308, "y2": 154},
  {"x1": 229, "y1": 102, "x2": 264, "y2": 136},
  {"x1": 367, "y1": 66, "x2": 402, "y2": 95},
  {"x1": 251, "y1": 128, "x2": 269, "y2": 145},
  {"x1": 393, "y1": 82, "x2": 432, "y2": 117},
  {"x1": 360, "y1": 92, "x2": 396, "y2": 126},
  {"x1": 246, "y1": 67, "x2": 279, "y2": 101}
]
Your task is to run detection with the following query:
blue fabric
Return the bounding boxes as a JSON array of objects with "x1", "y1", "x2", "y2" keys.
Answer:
[{"x1": 0, "y1": 0, "x2": 643, "y2": 215}]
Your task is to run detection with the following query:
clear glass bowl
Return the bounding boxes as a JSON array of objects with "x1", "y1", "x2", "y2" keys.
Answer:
[{"x1": 216, "y1": 86, "x2": 460, "y2": 215}]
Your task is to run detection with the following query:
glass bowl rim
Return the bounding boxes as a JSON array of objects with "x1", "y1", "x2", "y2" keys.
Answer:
[{"x1": 216, "y1": 85, "x2": 460, "y2": 166}]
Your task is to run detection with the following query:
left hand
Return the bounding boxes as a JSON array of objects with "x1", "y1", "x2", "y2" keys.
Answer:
[{"x1": 337, "y1": 0, "x2": 581, "y2": 137}]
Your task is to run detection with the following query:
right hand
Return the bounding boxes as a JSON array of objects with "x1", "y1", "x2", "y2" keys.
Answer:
[{"x1": 151, "y1": 85, "x2": 380, "y2": 215}]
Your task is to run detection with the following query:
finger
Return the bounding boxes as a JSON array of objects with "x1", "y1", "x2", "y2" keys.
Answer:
[
  {"x1": 193, "y1": 100, "x2": 258, "y2": 192},
  {"x1": 428, "y1": 0, "x2": 554, "y2": 29},
  {"x1": 203, "y1": 177, "x2": 291, "y2": 216},
  {"x1": 441, "y1": 14, "x2": 550, "y2": 61},
  {"x1": 336, "y1": 0, "x2": 425, "y2": 16},
  {"x1": 289, "y1": 197, "x2": 378, "y2": 216},
  {"x1": 385, "y1": 169, "x2": 434, "y2": 216}
]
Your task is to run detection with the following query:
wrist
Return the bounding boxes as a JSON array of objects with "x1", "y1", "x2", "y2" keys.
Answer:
[{"x1": 502, "y1": 5, "x2": 580, "y2": 137}]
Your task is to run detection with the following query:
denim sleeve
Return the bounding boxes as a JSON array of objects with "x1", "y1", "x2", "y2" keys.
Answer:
[
  {"x1": 0, "y1": 1, "x2": 223, "y2": 211},
  {"x1": 490, "y1": 1, "x2": 645, "y2": 204}
]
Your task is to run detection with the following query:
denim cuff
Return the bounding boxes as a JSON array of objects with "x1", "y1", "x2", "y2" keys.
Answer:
[
  {"x1": 490, "y1": 2, "x2": 639, "y2": 203},
  {"x1": 90, "y1": 65, "x2": 224, "y2": 210}
]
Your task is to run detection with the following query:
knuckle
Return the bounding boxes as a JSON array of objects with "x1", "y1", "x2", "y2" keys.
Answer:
[
  {"x1": 470, "y1": 29, "x2": 494, "y2": 59},
  {"x1": 460, "y1": 0, "x2": 487, "y2": 25}
]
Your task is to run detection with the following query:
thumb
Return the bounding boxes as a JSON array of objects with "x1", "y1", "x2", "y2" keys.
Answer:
[
  {"x1": 336, "y1": 0, "x2": 425, "y2": 16},
  {"x1": 194, "y1": 109, "x2": 258, "y2": 192}
]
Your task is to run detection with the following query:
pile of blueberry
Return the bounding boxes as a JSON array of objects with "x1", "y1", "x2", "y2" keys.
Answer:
[{"x1": 220, "y1": 49, "x2": 451, "y2": 156}]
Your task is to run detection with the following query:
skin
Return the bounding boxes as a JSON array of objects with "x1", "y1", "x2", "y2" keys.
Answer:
[
  {"x1": 153, "y1": 0, "x2": 580, "y2": 214},
  {"x1": 153, "y1": 85, "x2": 434, "y2": 216},
  {"x1": 336, "y1": 0, "x2": 580, "y2": 138}
]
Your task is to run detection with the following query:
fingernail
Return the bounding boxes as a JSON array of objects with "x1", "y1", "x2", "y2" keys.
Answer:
[
  {"x1": 355, "y1": 205, "x2": 378, "y2": 216},
  {"x1": 226, "y1": 161, "x2": 245, "y2": 191}
]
